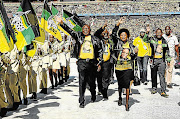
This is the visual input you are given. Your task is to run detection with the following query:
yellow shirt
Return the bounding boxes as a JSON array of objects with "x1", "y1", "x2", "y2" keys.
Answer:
[
  {"x1": 79, "y1": 35, "x2": 94, "y2": 59},
  {"x1": 115, "y1": 42, "x2": 132, "y2": 71},
  {"x1": 133, "y1": 36, "x2": 151, "y2": 57},
  {"x1": 103, "y1": 43, "x2": 111, "y2": 62},
  {"x1": 154, "y1": 40, "x2": 163, "y2": 59}
]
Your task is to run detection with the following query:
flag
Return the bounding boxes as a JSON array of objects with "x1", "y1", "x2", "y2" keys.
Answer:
[
  {"x1": 33, "y1": 26, "x2": 45, "y2": 45},
  {"x1": 51, "y1": 3, "x2": 70, "y2": 36},
  {"x1": 0, "y1": 1, "x2": 16, "y2": 53},
  {"x1": 41, "y1": 0, "x2": 62, "y2": 41},
  {"x1": 24, "y1": 41, "x2": 37, "y2": 57},
  {"x1": 20, "y1": 0, "x2": 40, "y2": 38},
  {"x1": 62, "y1": 9, "x2": 85, "y2": 32},
  {"x1": 12, "y1": 0, "x2": 37, "y2": 51}
]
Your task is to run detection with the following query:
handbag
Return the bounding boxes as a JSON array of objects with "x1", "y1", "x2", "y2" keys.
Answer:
[
  {"x1": 175, "y1": 61, "x2": 180, "y2": 69},
  {"x1": 133, "y1": 60, "x2": 140, "y2": 86}
]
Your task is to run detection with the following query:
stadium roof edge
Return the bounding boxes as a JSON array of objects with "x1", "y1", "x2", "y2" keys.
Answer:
[
  {"x1": 3, "y1": 1, "x2": 180, "y2": 6},
  {"x1": 78, "y1": 12, "x2": 180, "y2": 17}
]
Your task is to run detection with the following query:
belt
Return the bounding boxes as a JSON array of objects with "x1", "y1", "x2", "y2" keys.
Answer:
[{"x1": 78, "y1": 58, "x2": 96, "y2": 63}]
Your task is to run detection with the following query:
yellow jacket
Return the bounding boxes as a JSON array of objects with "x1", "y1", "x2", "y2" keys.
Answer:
[{"x1": 133, "y1": 36, "x2": 151, "y2": 57}]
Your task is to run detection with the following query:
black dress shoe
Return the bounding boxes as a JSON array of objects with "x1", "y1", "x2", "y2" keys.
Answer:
[
  {"x1": 43, "y1": 88, "x2": 47, "y2": 94},
  {"x1": 118, "y1": 100, "x2": 122, "y2": 106},
  {"x1": 91, "y1": 96, "x2": 96, "y2": 103},
  {"x1": 59, "y1": 80, "x2": 64, "y2": 85},
  {"x1": 51, "y1": 85, "x2": 54, "y2": 89},
  {"x1": 40, "y1": 89, "x2": 44, "y2": 93},
  {"x1": 24, "y1": 98, "x2": 28, "y2": 105},
  {"x1": 0, "y1": 108, "x2": 7, "y2": 117},
  {"x1": 167, "y1": 85, "x2": 173, "y2": 88},
  {"x1": 79, "y1": 103, "x2": 85, "y2": 108},
  {"x1": 125, "y1": 104, "x2": 129, "y2": 111},
  {"x1": 30, "y1": 94, "x2": 34, "y2": 99},
  {"x1": 33, "y1": 92, "x2": 37, "y2": 100},
  {"x1": 55, "y1": 81, "x2": 58, "y2": 87},
  {"x1": 103, "y1": 98, "x2": 108, "y2": 101},
  {"x1": 13, "y1": 102, "x2": 20, "y2": 110}
]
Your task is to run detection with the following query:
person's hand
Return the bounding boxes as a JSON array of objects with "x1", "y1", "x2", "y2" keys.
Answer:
[
  {"x1": 102, "y1": 20, "x2": 108, "y2": 29},
  {"x1": 97, "y1": 64, "x2": 101, "y2": 72},
  {"x1": 56, "y1": 15, "x2": 63, "y2": 25},
  {"x1": 117, "y1": 17, "x2": 126, "y2": 26}
]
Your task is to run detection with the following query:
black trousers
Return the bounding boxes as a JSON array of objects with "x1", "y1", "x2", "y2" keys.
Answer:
[
  {"x1": 97, "y1": 61, "x2": 112, "y2": 98},
  {"x1": 77, "y1": 59, "x2": 96, "y2": 104}
]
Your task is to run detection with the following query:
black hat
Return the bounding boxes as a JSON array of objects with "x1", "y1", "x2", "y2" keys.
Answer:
[{"x1": 118, "y1": 28, "x2": 130, "y2": 38}]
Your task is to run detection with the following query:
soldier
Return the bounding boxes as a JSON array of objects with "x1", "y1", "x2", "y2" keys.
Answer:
[
  {"x1": 58, "y1": 37, "x2": 66, "y2": 85},
  {"x1": 38, "y1": 45, "x2": 48, "y2": 94},
  {"x1": 48, "y1": 35, "x2": 59, "y2": 89},
  {"x1": 17, "y1": 50, "x2": 28, "y2": 105},
  {"x1": 29, "y1": 49, "x2": 39, "y2": 100},
  {"x1": 60, "y1": 35, "x2": 72, "y2": 83},
  {"x1": 25, "y1": 55, "x2": 37, "y2": 100},
  {"x1": 5, "y1": 45, "x2": 20, "y2": 110},
  {"x1": 0, "y1": 53, "x2": 9, "y2": 117}
]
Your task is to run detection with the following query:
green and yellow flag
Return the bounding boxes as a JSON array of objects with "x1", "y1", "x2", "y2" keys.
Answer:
[
  {"x1": 12, "y1": 0, "x2": 40, "y2": 51},
  {"x1": 24, "y1": 41, "x2": 37, "y2": 57},
  {"x1": 51, "y1": 3, "x2": 70, "y2": 36},
  {"x1": 41, "y1": 0, "x2": 62, "y2": 41},
  {"x1": 33, "y1": 26, "x2": 45, "y2": 45},
  {"x1": 0, "y1": 1, "x2": 16, "y2": 53},
  {"x1": 62, "y1": 9, "x2": 85, "y2": 32},
  {"x1": 20, "y1": 0, "x2": 45, "y2": 45}
]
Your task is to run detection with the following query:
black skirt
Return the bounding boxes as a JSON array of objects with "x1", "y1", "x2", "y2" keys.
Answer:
[{"x1": 115, "y1": 69, "x2": 134, "y2": 89}]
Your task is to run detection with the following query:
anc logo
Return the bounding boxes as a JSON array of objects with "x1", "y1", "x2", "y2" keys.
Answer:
[
  {"x1": 0, "y1": 12, "x2": 4, "y2": 30},
  {"x1": 11, "y1": 10, "x2": 31, "y2": 32},
  {"x1": 47, "y1": 15, "x2": 57, "y2": 29},
  {"x1": 0, "y1": 20, "x2": 3, "y2": 30}
]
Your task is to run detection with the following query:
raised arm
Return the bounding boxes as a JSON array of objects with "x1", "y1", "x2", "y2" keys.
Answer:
[
  {"x1": 57, "y1": 16, "x2": 79, "y2": 41},
  {"x1": 94, "y1": 21, "x2": 107, "y2": 39},
  {"x1": 112, "y1": 17, "x2": 126, "y2": 45}
]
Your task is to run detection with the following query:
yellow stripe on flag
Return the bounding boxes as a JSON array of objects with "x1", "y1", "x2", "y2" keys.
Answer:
[
  {"x1": 8, "y1": 36, "x2": 14, "y2": 52},
  {"x1": 33, "y1": 27, "x2": 45, "y2": 45},
  {"x1": 20, "y1": 16, "x2": 28, "y2": 29},
  {"x1": 58, "y1": 25, "x2": 70, "y2": 36},
  {"x1": 27, "y1": 42, "x2": 37, "y2": 57},
  {"x1": 14, "y1": 26, "x2": 28, "y2": 51},
  {"x1": 0, "y1": 31, "x2": 10, "y2": 53}
]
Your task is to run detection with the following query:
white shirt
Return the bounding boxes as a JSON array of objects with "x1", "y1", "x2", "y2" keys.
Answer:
[{"x1": 163, "y1": 34, "x2": 179, "y2": 57}]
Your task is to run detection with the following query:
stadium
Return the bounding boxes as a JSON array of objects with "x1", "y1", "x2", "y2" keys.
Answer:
[
  {"x1": 3, "y1": 0, "x2": 180, "y2": 39},
  {"x1": 1, "y1": 0, "x2": 180, "y2": 118}
]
